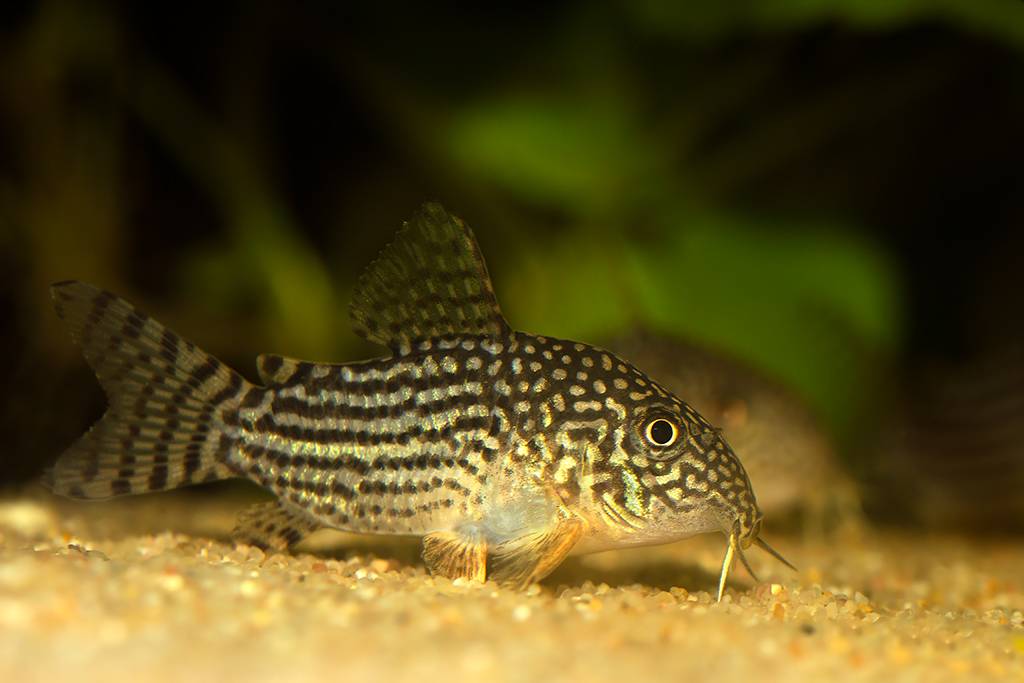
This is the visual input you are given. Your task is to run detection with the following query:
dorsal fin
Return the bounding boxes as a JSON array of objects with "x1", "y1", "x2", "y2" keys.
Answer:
[
  {"x1": 349, "y1": 202, "x2": 511, "y2": 353},
  {"x1": 256, "y1": 353, "x2": 302, "y2": 386}
]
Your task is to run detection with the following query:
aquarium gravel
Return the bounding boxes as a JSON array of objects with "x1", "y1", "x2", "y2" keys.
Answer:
[{"x1": 0, "y1": 494, "x2": 1021, "y2": 682}]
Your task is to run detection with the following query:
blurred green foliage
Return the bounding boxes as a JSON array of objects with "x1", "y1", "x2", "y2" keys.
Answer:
[
  {"x1": 443, "y1": 83, "x2": 902, "y2": 437},
  {"x1": 449, "y1": 95, "x2": 664, "y2": 216},
  {"x1": 625, "y1": 209, "x2": 899, "y2": 434},
  {"x1": 625, "y1": 0, "x2": 1024, "y2": 46}
]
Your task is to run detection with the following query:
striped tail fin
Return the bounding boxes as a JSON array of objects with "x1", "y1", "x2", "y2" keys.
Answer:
[{"x1": 47, "y1": 281, "x2": 256, "y2": 499}]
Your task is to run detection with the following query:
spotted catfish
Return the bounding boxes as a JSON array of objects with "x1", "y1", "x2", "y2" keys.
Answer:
[{"x1": 47, "y1": 203, "x2": 792, "y2": 598}]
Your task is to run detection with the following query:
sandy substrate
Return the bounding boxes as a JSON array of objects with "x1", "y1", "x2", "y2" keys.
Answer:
[{"x1": 1, "y1": 491, "x2": 1022, "y2": 683}]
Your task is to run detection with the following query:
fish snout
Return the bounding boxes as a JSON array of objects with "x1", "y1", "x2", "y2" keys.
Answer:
[{"x1": 740, "y1": 513, "x2": 763, "y2": 549}]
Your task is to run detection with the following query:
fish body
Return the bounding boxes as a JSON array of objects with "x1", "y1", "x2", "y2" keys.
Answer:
[
  {"x1": 237, "y1": 333, "x2": 753, "y2": 549},
  {"x1": 49, "y1": 203, "x2": 787, "y2": 594}
]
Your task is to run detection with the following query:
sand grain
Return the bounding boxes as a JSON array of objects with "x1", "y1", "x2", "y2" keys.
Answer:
[{"x1": 1, "y1": 494, "x2": 1021, "y2": 682}]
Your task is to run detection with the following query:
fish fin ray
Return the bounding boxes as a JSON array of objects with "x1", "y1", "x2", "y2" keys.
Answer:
[
  {"x1": 349, "y1": 202, "x2": 511, "y2": 353},
  {"x1": 422, "y1": 528, "x2": 488, "y2": 582},
  {"x1": 47, "y1": 281, "x2": 252, "y2": 499},
  {"x1": 232, "y1": 500, "x2": 322, "y2": 552},
  {"x1": 487, "y1": 517, "x2": 584, "y2": 588}
]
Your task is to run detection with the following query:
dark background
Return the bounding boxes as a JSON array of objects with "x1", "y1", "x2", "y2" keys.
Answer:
[{"x1": 2, "y1": 2, "x2": 1022, "y2": 528}]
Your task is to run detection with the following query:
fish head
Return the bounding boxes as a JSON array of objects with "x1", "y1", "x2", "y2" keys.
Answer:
[
  {"x1": 615, "y1": 381, "x2": 797, "y2": 592},
  {"x1": 509, "y1": 337, "x2": 766, "y2": 549},
  {"x1": 610, "y1": 378, "x2": 764, "y2": 546}
]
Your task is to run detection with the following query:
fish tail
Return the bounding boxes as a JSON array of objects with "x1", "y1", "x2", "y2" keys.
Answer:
[{"x1": 47, "y1": 281, "x2": 255, "y2": 499}]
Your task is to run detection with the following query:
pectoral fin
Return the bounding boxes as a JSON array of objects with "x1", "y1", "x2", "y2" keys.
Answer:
[
  {"x1": 488, "y1": 517, "x2": 585, "y2": 589},
  {"x1": 422, "y1": 529, "x2": 488, "y2": 582}
]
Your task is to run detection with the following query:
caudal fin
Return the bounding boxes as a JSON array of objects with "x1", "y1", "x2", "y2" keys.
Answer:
[{"x1": 48, "y1": 281, "x2": 255, "y2": 499}]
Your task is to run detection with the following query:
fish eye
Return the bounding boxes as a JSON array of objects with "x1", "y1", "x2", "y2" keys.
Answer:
[{"x1": 644, "y1": 418, "x2": 679, "y2": 447}]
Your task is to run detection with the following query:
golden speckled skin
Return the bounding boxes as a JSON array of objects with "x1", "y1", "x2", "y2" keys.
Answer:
[
  {"x1": 237, "y1": 333, "x2": 760, "y2": 552},
  {"x1": 49, "y1": 203, "x2": 786, "y2": 590}
]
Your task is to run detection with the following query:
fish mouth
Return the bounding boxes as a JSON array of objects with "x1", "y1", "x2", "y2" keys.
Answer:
[
  {"x1": 741, "y1": 517, "x2": 762, "y2": 549},
  {"x1": 715, "y1": 518, "x2": 797, "y2": 602}
]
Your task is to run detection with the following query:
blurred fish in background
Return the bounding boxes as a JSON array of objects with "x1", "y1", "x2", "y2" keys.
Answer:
[{"x1": 1, "y1": 1, "x2": 1022, "y2": 536}]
